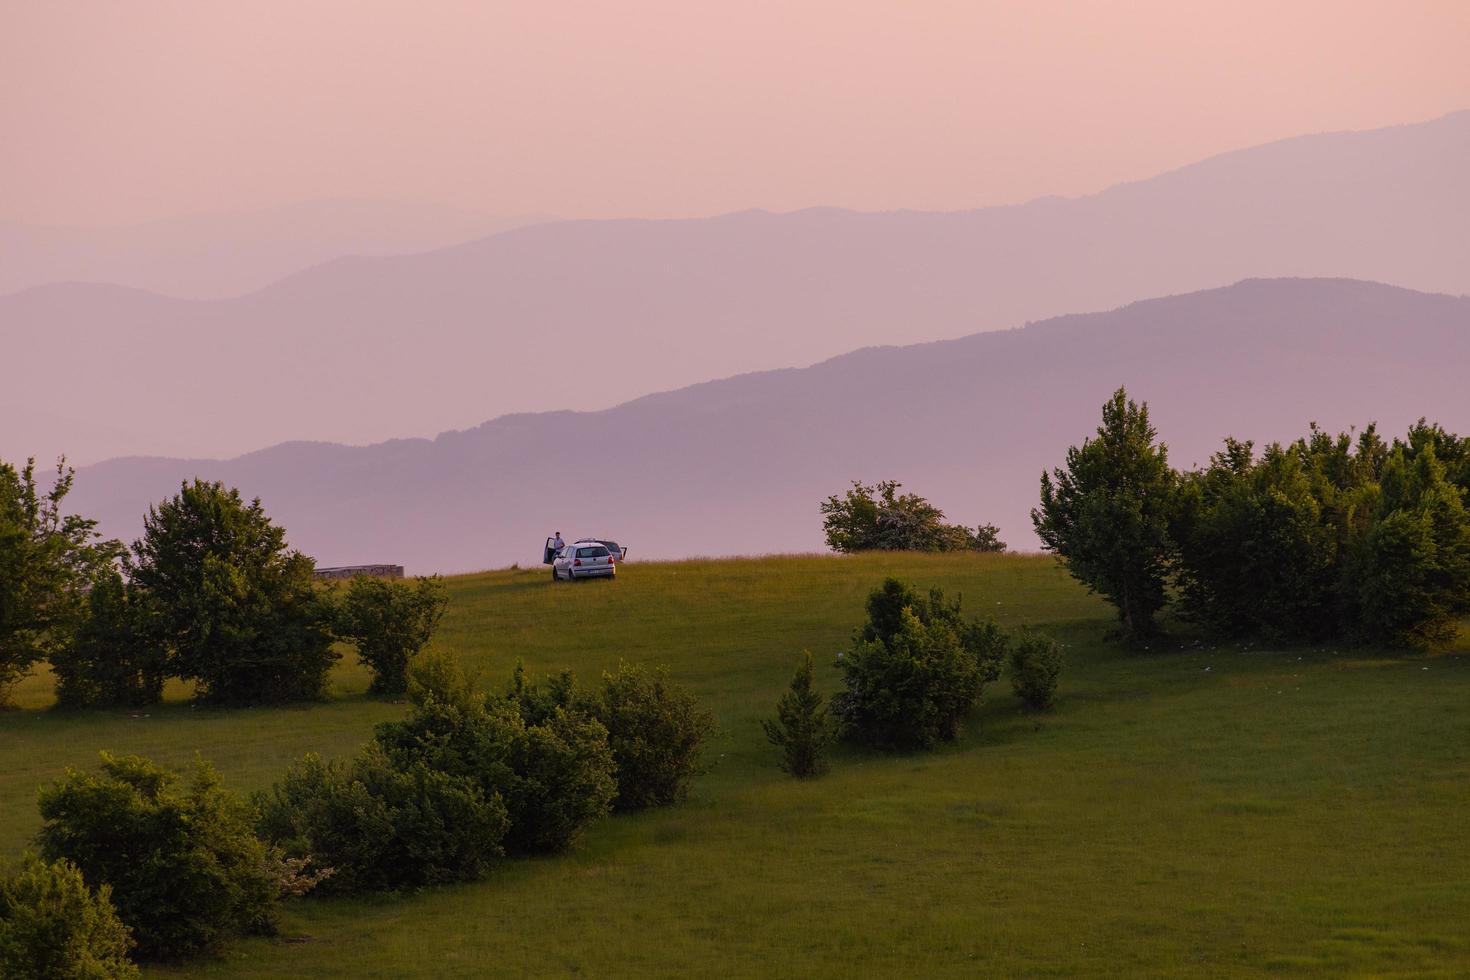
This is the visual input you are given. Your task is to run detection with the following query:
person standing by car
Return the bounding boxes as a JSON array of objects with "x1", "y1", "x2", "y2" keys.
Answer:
[{"x1": 552, "y1": 532, "x2": 565, "y2": 554}]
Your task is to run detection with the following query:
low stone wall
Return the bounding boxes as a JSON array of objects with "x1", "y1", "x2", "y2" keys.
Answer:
[{"x1": 313, "y1": 564, "x2": 405, "y2": 581}]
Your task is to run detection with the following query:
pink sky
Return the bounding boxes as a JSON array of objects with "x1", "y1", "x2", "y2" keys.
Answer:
[{"x1": 3, "y1": 1, "x2": 1469, "y2": 226}]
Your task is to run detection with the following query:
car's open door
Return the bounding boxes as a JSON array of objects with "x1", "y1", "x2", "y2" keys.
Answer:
[{"x1": 543, "y1": 538, "x2": 556, "y2": 564}]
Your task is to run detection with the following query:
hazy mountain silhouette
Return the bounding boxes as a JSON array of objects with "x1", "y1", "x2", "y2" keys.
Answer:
[
  {"x1": 0, "y1": 199, "x2": 548, "y2": 300},
  {"x1": 68, "y1": 279, "x2": 1470, "y2": 574},
  {"x1": 3, "y1": 111, "x2": 1467, "y2": 468}
]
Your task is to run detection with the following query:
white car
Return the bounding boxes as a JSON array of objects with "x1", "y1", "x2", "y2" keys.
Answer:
[{"x1": 551, "y1": 540, "x2": 617, "y2": 581}]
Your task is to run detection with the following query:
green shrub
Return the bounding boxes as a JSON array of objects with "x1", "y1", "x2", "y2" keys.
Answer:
[
  {"x1": 593, "y1": 663, "x2": 714, "y2": 810},
  {"x1": 254, "y1": 744, "x2": 509, "y2": 894},
  {"x1": 36, "y1": 753, "x2": 277, "y2": 961},
  {"x1": 1009, "y1": 630, "x2": 1063, "y2": 711},
  {"x1": 407, "y1": 646, "x2": 480, "y2": 710},
  {"x1": 833, "y1": 579, "x2": 1007, "y2": 750},
  {"x1": 762, "y1": 652, "x2": 834, "y2": 778},
  {"x1": 128, "y1": 480, "x2": 337, "y2": 705},
  {"x1": 334, "y1": 575, "x2": 448, "y2": 696},
  {"x1": 374, "y1": 690, "x2": 616, "y2": 855},
  {"x1": 50, "y1": 569, "x2": 165, "y2": 709},
  {"x1": 0, "y1": 854, "x2": 137, "y2": 979}
]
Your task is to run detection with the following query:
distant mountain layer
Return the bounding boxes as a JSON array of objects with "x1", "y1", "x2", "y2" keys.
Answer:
[
  {"x1": 70, "y1": 278, "x2": 1470, "y2": 574},
  {"x1": 0, "y1": 199, "x2": 547, "y2": 299},
  {"x1": 4, "y1": 111, "x2": 1468, "y2": 466}
]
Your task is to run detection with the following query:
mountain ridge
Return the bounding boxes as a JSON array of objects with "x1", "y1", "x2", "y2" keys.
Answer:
[{"x1": 67, "y1": 277, "x2": 1470, "y2": 573}]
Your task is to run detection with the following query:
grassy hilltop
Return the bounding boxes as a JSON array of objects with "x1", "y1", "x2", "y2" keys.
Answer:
[{"x1": 2, "y1": 552, "x2": 1468, "y2": 977}]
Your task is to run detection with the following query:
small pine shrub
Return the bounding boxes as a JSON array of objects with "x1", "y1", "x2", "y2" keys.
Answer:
[
  {"x1": 1010, "y1": 630, "x2": 1063, "y2": 711},
  {"x1": 254, "y1": 743, "x2": 510, "y2": 894},
  {"x1": 763, "y1": 652, "x2": 834, "y2": 777},
  {"x1": 0, "y1": 855, "x2": 138, "y2": 979},
  {"x1": 594, "y1": 663, "x2": 714, "y2": 810},
  {"x1": 334, "y1": 576, "x2": 448, "y2": 697},
  {"x1": 833, "y1": 579, "x2": 1008, "y2": 750},
  {"x1": 37, "y1": 753, "x2": 278, "y2": 961}
]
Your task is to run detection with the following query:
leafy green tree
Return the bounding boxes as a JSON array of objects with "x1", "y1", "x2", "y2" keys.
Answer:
[
  {"x1": 1172, "y1": 439, "x2": 1344, "y2": 640},
  {"x1": 821, "y1": 480, "x2": 1003, "y2": 553},
  {"x1": 37, "y1": 753, "x2": 278, "y2": 961},
  {"x1": 762, "y1": 652, "x2": 834, "y2": 777},
  {"x1": 129, "y1": 481, "x2": 336, "y2": 705},
  {"x1": 334, "y1": 575, "x2": 448, "y2": 696},
  {"x1": 833, "y1": 578, "x2": 1008, "y2": 750},
  {"x1": 0, "y1": 458, "x2": 120, "y2": 705},
  {"x1": 0, "y1": 854, "x2": 138, "y2": 979},
  {"x1": 1346, "y1": 444, "x2": 1470, "y2": 648},
  {"x1": 50, "y1": 569, "x2": 166, "y2": 709},
  {"x1": 1033, "y1": 388, "x2": 1176, "y2": 640}
]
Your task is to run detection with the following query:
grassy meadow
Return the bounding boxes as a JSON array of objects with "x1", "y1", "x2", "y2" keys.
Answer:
[{"x1": 3, "y1": 552, "x2": 1468, "y2": 977}]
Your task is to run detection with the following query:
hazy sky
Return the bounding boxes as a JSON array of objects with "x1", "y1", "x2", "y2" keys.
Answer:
[{"x1": 4, "y1": 1, "x2": 1468, "y2": 226}]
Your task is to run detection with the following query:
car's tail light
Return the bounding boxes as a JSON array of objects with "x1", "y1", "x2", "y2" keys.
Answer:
[{"x1": 574, "y1": 559, "x2": 582, "y2": 566}]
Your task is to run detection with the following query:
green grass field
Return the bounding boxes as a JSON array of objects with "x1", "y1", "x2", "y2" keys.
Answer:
[{"x1": 3, "y1": 552, "x2": 1468, "y2": 977}]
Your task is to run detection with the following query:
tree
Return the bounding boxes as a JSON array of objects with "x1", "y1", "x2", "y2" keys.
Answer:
[
  {"x1": 1033, "y1": 388, "x2": 1176, "y2": 640},
  {"x1": 1346, "y1": 444, "x2": 1470, "y2": 648},
  {"x1": 832, "y1": 579, "x2": 1008, "y2": 750},
  {"x1": 0, "y1": 458, "x2": 120, "y2": 705},
  {"x1": 820, "y1": 480, "x2": 1003, "y2": 553},
  {"x1": 37, "y1": 753, "x2": 279, "y2": 960},
  {"x1": 129, "y1": 480, "x2": 336, "y2": 705},
  {"x1": 762, "y1": 652, "x2": 834, "y2": 777},
  {"x1": 0, "y1": 855, "x2": 138, "y2": 980},
  {"x1": 50, "y1": 568, "x2": 166, "y2": 709},
  {"x1": 1171, "y1": 439, "x2": 1344, "y2": 641},
  {"x1": 334, "y1": 575, "x2": 448, "y2": 696}
]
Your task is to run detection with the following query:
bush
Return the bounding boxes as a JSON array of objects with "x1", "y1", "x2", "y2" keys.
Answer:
[
  {"x1": 1009, "y1": 630, "x2": 1063, "y2": 711},
  {"x1": 50, "y1": 569, "x2": 166, "y2": 709},
  {"x1": 0, "y1": 855, "x2": 138, "y2": 979},
  {"x1": 407, "y1": 646, "x2": 480, "y2": 710},
  {"x1": 128, "y1": 480, "x2": 337, "y2": 705},
  {"x1": 335, "y1": 576, "x2": 448, "y2": 696},
  {"x1": 593, "y1": 663, "x2": 713, "y2": 810},
  {"x1": 374, "y1": 690, "x2": 616, "y2": 855},
  {"x1": 833, "y1": 579, "x2": 1008, "y2": 750},
  {"x1": 254, "y1": 744, "x2": 510, "y2": 894},
  {"x1": 820, "y1": 480, "x2": 1004, "y2": 553},
  {"x1": 762, "y1": 652, "x2": 834, "y2": 778},
  {"x1": 36, "y1": 753, "x2": 278, "y2": 960}
]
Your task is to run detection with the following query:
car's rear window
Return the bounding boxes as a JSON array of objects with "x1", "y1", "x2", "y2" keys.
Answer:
[{"x1": 576, "y1": 546, "x2": 610, "y2": 558}]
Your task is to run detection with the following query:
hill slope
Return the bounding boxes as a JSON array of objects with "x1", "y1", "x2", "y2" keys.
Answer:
[
  {"x1": 2, "y1": 554, "x2": 1467, "y2": 977},
  {"x1": 7, "y1": 111, "x2": 1469, "y2": 465},
  {"x1": 69, "y1": 278, "x2": 1470, "y2": 573}
]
